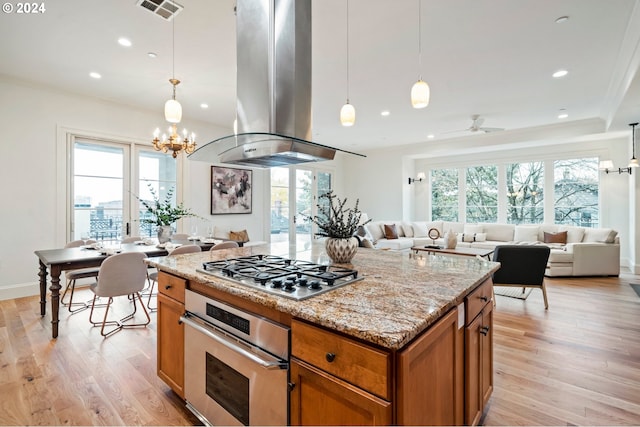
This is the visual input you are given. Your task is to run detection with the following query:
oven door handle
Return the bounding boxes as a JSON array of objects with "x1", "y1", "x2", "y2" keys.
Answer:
[{"x1": 180, "y1": 314, "x2": 288, "y2": 370}]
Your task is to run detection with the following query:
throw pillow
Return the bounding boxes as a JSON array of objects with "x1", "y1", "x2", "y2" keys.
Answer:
[
  {"x1": 361, "y1": 238, "x2": 375, "y2": 249},
  {"x1": 514, "y1": 225, "x2": 540, "y2": 242},
  {"x1": 544, "y1": 231, "x2": 567, "y2": 244},
  {"x1": 412, "y1": 222, "x2": 429, "y2": 238},
  {"x1": 229, "y1": 229, "x2": 250, "y2": 242},
  {"x1": 364, "y1": 222, "x2": 384, "y2": 243},
  {"x1": 383, "y1": 224, "x2": 398, "y2": 240}
]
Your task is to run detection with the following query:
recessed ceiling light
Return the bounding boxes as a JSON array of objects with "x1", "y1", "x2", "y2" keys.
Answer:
[
  {"x1": 555, "y1": 16, "x2": 569, "y2": 24},
  {"x1": 553, "y1": 69, "x2": 568, "y2": 78},
  {"x1": 427, "y1": 134, "x2": 435, "y2": 139},
  {"x1": 89, "y1": 72, "x2": 101, "y2": 79},
  {"x1": 200, "y1": 103, "x2": 209, "y2": 109},
  {"x1": 118, "y1": 37, "x2": 132, "y2": 47},
  {"x1": 381, "y1": 110, "x2": 390, "y2": 116},
  {"x1": 147, "y1": 52, "x2": 157, "y2": 58},
  {"x1": 558, "y1": 109, "x2": 568, "y2": 119}
]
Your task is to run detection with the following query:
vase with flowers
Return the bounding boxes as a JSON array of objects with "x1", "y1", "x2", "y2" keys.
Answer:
[
  {"x1": 302, "y1": 191, "x2": 370, "y2": 264},
  {"x1": 136, "y1": 184, "x2": 197, "y2": 243}
]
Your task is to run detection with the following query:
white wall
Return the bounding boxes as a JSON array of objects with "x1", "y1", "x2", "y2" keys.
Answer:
[
  {"x1": 343, "y1": 121, "x2": 635, "y2": 268},
  {"x1": 0, "y1": 76, "x2": 270, "y2": 299}
]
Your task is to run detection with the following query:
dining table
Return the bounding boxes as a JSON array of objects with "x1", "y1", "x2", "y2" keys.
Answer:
[{"x1": 34, "y1": 239, "x2": 216, "y2": 339}]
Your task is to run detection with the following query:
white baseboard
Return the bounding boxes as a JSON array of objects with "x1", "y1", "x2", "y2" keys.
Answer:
[{"x1": 0, "y1": 282, "x2": 41, "y2": 301}]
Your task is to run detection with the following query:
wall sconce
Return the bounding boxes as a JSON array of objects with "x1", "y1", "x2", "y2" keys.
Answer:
[
  {"x1": 599, "y1": 160, "x2": 632, "y2": 175},
  {"x1": 600, "y1": 122, "x2": 640, "y2": 175},
  {"x1": 408, "y1": 172, "x2": 426, "y2": 184}
]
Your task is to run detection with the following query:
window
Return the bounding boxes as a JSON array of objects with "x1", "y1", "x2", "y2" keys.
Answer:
[
  {"x1": 71, "y1": 139, "x2": 177, "y2": 243},
  {"x1": 554, "y1": 158, "x2": 599, "y2": 227},
  {"x1": 506, "y1": 161, "x2": 544, "y2": 224},
  {"x1": 138, "y1": 150, "x2": 178, "y2": 237},
  {"x1": 431, "y1": 168, "x2": 459, "y2": 221},
  {"x1": 73, "y1": 142, "x2": 125, "y2": 242},
  {"x1": 429, "y1": 157, "x2": 600, "y2": 227},
  {"x1": 466, "y1": 165, "x2": 497, "y2": 223}
]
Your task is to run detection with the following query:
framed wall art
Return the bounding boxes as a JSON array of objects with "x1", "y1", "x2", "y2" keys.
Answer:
[{"x1": 211, "y1": 166, "x2": 252, "y2": 215}]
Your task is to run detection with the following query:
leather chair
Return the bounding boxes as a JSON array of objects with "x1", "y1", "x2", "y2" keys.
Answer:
[
  {"x1": 61, "y1": 239, "x2": 99, "y2": 313},
  {"x1": 89, "y1": 252, "x2": 150, "y2": 337},
  {"x1": 492, "y1": 245, "x2": 551, "y2": 309}
]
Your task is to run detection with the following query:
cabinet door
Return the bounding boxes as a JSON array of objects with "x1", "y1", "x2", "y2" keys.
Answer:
[
  {"x1": 480, "y1": 302, "x2": 494, "y2": 408},
  {"x1": 290, "y1": 359, "x2": 392, "y2": 426},
  {"x1": 464, "y1": 312, "x2": 482, "y2": 426},
  {"x1": 397, "y1": 307, "x2": 464, "y2": 426},
  {"x1": 157, "y1": 293, "x2": 185, "y2": 398},
  {"x1": 465, "y1": 302, "x2": 493, "y2": 426}
]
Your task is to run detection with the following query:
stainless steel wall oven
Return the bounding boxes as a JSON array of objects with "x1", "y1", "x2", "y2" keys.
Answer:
[{"x1": 180, "y1": 290, "x2": 290, "y2": 426}]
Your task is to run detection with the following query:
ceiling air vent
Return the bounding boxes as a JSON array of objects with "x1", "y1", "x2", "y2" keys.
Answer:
[{"x1": 137, "y1": 0, "x2": 183, "y2": 21}]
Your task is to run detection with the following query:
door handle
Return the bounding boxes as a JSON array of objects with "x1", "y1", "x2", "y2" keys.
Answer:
[{"x1": 180, "y1": 313, "x2": 288, "y2": 370}]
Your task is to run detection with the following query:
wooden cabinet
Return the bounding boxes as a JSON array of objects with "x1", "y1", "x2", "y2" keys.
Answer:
[
  {"x1": 292, "y1": 319, "x2": 391, "y2": 400},
  {"x1": 291, "y1": 307, "x2": 463, "y2": 426},
  {"x1": 156, "y1": 272, "x2": 186, "y2": 398},
  {"x1": 290, "y1": 359, "x2": 392, "y2": 426},
  {"x1": 464, "y1": 279, "x2": 494, "y2": 426},
  {"x1": 397, "y1": 306, "x2": 464, "y2": 426}
]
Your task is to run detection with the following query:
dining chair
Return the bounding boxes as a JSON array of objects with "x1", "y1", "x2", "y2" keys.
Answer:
[
  {"x1": 61, "y1": 239, "x2": 99, "y2": 314},
  {"x1": 210, "y1": 241, "x2": 240, "y2": 251},
  {"x1": 88, "y1": 252, "x2": 150, "y2": 337},
  {"x1": 171, "y1": 233, "x2": 189, "y2": 240},
  {"x1": 146, "y1": 244, "x2": 202, "y2": 311},
  {"x1": 491, "y1": 245, "x2": 551, "y2": 309}
]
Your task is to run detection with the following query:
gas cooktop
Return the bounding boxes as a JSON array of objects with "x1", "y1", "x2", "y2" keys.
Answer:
[{"x1": 197, "y1": 255, "x2": 363, "y2": 301}]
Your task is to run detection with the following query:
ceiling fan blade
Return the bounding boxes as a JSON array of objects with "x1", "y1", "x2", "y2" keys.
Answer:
[
  {"x1": 442, "y1": 127, "x2": 471, "y2": 134},
  {"x1": 479, "y1": 127, "x2": 505, "y2": 133}
]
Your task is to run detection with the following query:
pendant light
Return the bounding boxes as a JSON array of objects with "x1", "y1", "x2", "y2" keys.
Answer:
[
  {"x1": 411, "y1": 0, "x2": 430, "y2": 109},
  {"x1": 340, "y1": 0, "x2": 355, "y2": 126},
  {"x1": 629, "y1": 122, "x2": 639, "y2": 169},
  {"x1": 152, "y1": 9, "x2": 196, "y2": 158}
]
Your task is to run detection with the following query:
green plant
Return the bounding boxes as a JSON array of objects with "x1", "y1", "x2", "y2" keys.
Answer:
[
  {"x1": 303, "y1": 191, "x2": 370, "y2": 238},
  {"x1": 136, "y1": 184, "x2": 197, "y2": 226}
]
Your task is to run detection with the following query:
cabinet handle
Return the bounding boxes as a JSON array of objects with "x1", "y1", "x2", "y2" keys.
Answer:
[
  {"x1": 325, "y1": 352, "x2": 336, "y2": 363},
  {"x1": 480, "y1": 326, "x2": 490, "y2": 336},
  {"x1": 288, "y1": 382, "x2": 296, "y2": 391},
  {"x1": 165, "y1": 285, "x2": 172, "y2": 290},
  {"x1": 480, "y1": 296, "x2": 489, "y2": 302}
]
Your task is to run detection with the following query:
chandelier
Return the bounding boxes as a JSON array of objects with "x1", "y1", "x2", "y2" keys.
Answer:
[{"x1": 152, "y1": 10, "x2": 196, "y2": 158}]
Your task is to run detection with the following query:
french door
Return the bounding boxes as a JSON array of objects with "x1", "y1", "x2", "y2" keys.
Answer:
[
  {"x1": 270, "y1": 167, "x2": 333, "y2": 248},
  {"x1": 70, "y1": 137, "x2": 177, "y2": 243}
]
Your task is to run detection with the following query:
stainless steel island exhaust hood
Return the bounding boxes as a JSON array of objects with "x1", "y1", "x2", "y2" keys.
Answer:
[{"x1": 188, "y1": 0, "x2": 365, "y2": 167}]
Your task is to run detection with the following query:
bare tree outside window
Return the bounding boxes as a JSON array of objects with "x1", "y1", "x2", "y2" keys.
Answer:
[
  {"x1": 466, "y1": 165, "x2": 498, "y2": 222},
  {"x1": 506, "y1": 162, "x2": 544, "y2": 224},
  {"x1": 554, "y1": 158, "x2": 599, "y2": 227},
  {"x1": 431, "y1": 169, "x2": 459, "y2": 221}
]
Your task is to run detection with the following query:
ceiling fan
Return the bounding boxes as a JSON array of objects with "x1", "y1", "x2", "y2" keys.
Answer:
[{"x1": 445, "y1": 114, "x2": 505, "y2": 134}]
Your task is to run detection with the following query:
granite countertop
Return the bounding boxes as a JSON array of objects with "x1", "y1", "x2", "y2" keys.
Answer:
[{"x1": 146, "y1": 242, "x2": 500, "y2": 350}]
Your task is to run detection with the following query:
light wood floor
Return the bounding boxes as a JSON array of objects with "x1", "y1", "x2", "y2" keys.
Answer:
[{"x1": 0, "y1": 273, "x2": 639, "y2": 425}]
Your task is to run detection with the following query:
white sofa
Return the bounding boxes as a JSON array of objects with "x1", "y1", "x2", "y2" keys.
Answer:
[{"x1": 363, "y1": 220, "x2": 620, "y2": 277}]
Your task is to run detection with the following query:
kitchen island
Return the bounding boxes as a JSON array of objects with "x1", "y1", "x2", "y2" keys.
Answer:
[{"x1": 147, "y1": 242, "x2": 500, "y2": 426}]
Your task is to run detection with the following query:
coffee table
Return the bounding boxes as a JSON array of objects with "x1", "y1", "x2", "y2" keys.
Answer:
[{"x1": 411, "y1": 246, "x2": 495, "y2": 260}]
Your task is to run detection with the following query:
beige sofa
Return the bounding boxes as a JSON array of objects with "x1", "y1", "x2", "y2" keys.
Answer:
[{"x1": 363, "y1": 220, "x2": 620, "y2": 277}]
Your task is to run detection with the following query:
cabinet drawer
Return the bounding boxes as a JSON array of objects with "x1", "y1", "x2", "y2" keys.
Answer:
[
  {"x1": 465, "y1": 279, "x2": 492, "y2": 325},
  {"x1": 157, "y1": 271, "x2": 186, "y2": 303},
  {"x1": 291, "y1": 319, "x2": 391, "y2": 400}
]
